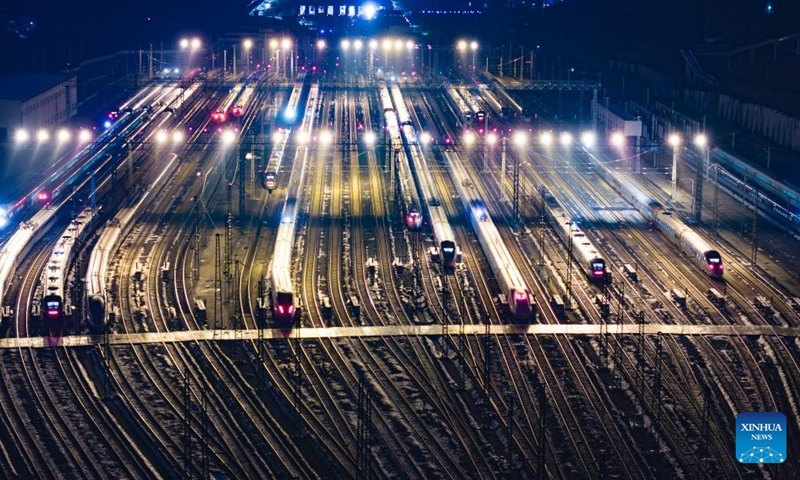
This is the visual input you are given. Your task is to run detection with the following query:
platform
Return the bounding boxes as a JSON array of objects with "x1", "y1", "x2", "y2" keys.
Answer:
[{"x1": 1, "y1": 323, "x2": 798, "y2": 349}]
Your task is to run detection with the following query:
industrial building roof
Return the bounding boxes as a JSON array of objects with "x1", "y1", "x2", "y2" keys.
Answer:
[{"x1": 0, "y1": 72, "x2": 74, "y2": 102}]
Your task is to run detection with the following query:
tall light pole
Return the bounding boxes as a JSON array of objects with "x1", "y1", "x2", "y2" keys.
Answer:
[
  {"x1": 368, "y1": 39, "x2": 377, "y2": 77},
  {"x1": 485, "y1": 132, "x2": 497, "y2": 173},
  {"x1": 269, "y1": 39, "x2": 279, "y2": 76},
  {"x1": 566, "y1": 221, "x2": 574, "y2": 310},
  {"x1": 668, "y1": 133, "x2": 681, "y2": 202},
  {"x1": 694, "y1": 133, "x2": 708, "y2": 221},
  {"x1": 470, "y1": 41, "x2": 478, "y2": 72},
  {"x1": 341, "y1": 39, "x2": 351, "y2": 78},
  {"x1": 316, "y1": 39, "x2": 326, "y2": 69},
  {"x1": 513, "y1": 131, "x2": 528, "y2": 223},
  {"x1": 179, "y1": 37, "x2": 202, "y2": 78},
  {"x1": 243, "y1": 39, "x2": 253, "y2": 74},
  {"x1": 681, "y1": 178, "x2": 696, "y2": 214},
  {"x1": 282, "y1": 38, "x2": 293, "y2": 80},
  {"x1": 405, "y1": 40, "x2": 414, "y2": 72},
  {"x1": 456, "y1": 40, "x2": 467, "y2": 70}
]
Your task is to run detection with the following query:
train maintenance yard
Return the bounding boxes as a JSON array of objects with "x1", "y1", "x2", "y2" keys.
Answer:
[{"x1": 0, "y1": 51, "x2": 799, "y2": 478}]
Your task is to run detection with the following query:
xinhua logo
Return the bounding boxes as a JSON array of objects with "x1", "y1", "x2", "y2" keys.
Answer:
[{"x1": 736, "y1": 412, "x2": 786, "y2": 464}]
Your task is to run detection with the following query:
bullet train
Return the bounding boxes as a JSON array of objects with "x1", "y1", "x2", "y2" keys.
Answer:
[
  {"x1": 41, "y1": 207, "x2": 96, "y2": 335},
  {"x1": 542, "y1": 190, "x2": 611, "y2": 284},
  {"x1": 269, "y1": 84, "x2": 319, "y2": 326},
  {"x1": 390, "y1": 85, "x2": 460, "y2": 269},
  {"x1": 579, "y1": 147, "x2": 724, "y2": 280},
  {"x1": 446, "y1": 150, "x2": 534, "y2": 320},
  {"x1": 380, "y1": 86, "x2": 422, "y2": 230},
  {"x1": 655, "y1": 208, "x2": 724, "y2": 279},
  {"x1": 262, "y1": 84, "x2": 303, "y2": 192}
]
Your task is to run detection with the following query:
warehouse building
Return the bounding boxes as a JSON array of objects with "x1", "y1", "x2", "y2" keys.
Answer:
[{"x1": 0, "y1": 72, "x2": 77, "y2": 142}]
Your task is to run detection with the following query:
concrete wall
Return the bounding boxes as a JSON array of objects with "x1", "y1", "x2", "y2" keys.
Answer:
[
  {"x1": 0, "y1": 76, "x2": 77, "y2": 142},
  {"x1": 20, "y1": 77, "x2": 77, "y2": 129},
  {"x1": 0, "y1": 99, "x2": 21, "y2": 142}
]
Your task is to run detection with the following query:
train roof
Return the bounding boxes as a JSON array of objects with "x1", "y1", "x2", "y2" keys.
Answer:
[
  {"x1": 657, "y1": 209, "x2": 715, "y2": 253},
  {"x1": 271, "y1": 268, "x2": 293, "y2": 293}
]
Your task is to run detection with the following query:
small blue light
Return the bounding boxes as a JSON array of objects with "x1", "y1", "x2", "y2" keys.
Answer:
[{"x1": 103, "y1": 120, "x2": 112, "y2": 129}]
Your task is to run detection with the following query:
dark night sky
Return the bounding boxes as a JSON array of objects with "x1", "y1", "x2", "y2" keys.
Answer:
[
  {"x1": 1, "y1": 0, "x2": 798, "y2": 74},
  {"x1": 0, "y1": 0, "x2": 247, "y2": 73}
]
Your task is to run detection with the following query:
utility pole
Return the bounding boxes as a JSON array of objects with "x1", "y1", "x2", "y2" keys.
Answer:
[
  {"x1": 512, "y1": 148, "x2": 520, "y2": 224},
  {"x1": 537, "y1": 381, "x2": 547, "y2": 479},
  {"x1": 193, "y1": 196, "x2": 200, "y2": 281},
  {"x1": 239, "y1": 148, "x2": 246, "y2": 219},
  {"x1": 694, "y1": 145, "x2": 706, "y2": 222},
  {"x1": 90, "y1": 170, "x2": 97, "y2": 215},
  {"x1": 538, "y1": 185, "x2": 546, "y2": 267},
  {"x1": 635, "y1": 116, "x2": 642, "y2": 174},
  {"x1": 765, "y1": 146, "x2": 771, "y2": 170},
  {"x1": 201, "y1": 388, "x2": 209, "y2": 479},
  {"x1": 501, "y1": 136, "x2": 508, "y2": 201},
  {"x1": 225, "y1": 183, "x2": 233, "y2": 280},
  {"x1": 752, "y1": 187, "x2": 759, "y2": 265},
  {"x1": 566, "y1": 223, "x2": 573, "y2": 310},
  {"x1": 712, "y1": 164, "x2": 720, "y2": 233},
  {"x1": 214, "y1": 233, "x2": 222, "y2": 329},
  {"x1": 183, "y1": 369, "x2": 192, "y2": 479},
  {"x1": 670, "y1": 140, "x2": 679, "y2": 202},
  {"x1": 127, "y1": 142, "x2": 133, "y2": 184}
]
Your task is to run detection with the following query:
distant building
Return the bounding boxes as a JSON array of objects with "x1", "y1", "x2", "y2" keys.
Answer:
[
  {"x1": 0, "y1": 73, "x2": 77, "y2": 143},
  {"x1": 249, "y1": 0, "x2": 389, "y2": 19},
  {"x1": 0, "y1": 14, "x2": 36, "y2": 38}
]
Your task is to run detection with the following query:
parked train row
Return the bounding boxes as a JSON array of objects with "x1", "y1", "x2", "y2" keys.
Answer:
[
  {"x1": 269, "y1": 83, "x2": 320, "y2": 327},
  {"x1": 389, "y1": 85, "x2": 460, "y2": 269},
  {"x1": 1, "y1": 84, "x2": 191, "y2": 331},
  {"x1": 81, "y1": 76, "x2": 259, "y2": 331},
  {"x1": 3, "y1": 84, "x2": 177, "y2": 223},
  {"x1": 541, "y1": 189, "x2": 612, "y2": 284},
  {"x1": 379, "y1": 85, "x2": 423, "y2": 230},
  {"x1": 444, "y1": 150, "x2": 535, "y2": 319},
  {"x1": 0, "y1": 208, "x2": 55, "y2": 325},
  {"x1": 208, "y1": 84, "x2": 250, "y2": 131},
  {"x1": 455, "y1": 87, "x2": 487, "y2": 128},
  {"x1": 710, "y1": 148, "x2": 800, "y2": 229},
  {"x1": 713, "y1": 147, "x2": 800, "y2": 214},
  {"x1": 85, "y1": 153, "x2": 182, "y2": 330},
  {"x1": 40, "y1": 208, "x2": 97, "y2": 336},
  {"x1": 262, "y1": 84, "x2": 304, "y2": 191},
  {"x1": 579, "y1": 147, "x2": 724, "y2": 279}
]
